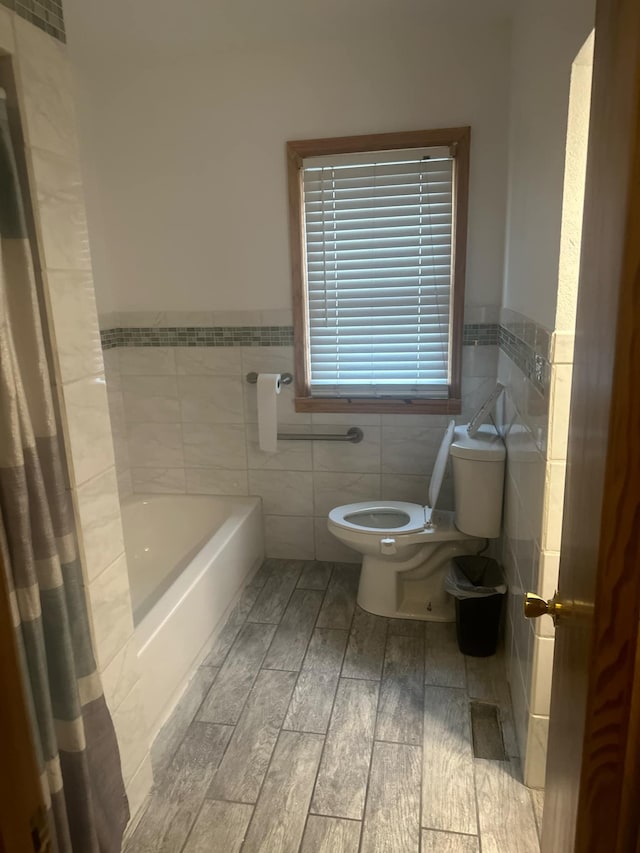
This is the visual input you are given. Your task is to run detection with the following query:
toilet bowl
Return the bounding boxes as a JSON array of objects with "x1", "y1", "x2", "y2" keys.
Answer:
[{"x1": 327, "y1": 420, "x2": 505, "y2": 621}]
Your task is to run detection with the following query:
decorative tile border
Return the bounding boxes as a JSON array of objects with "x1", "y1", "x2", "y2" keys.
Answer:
[
  {"x1": 1, "y1": 0, "x2": 65, "y2": 42},
  {"x1": 463, "y1": 323, "x2": 499, "y2": 346},
  {"x1": 101, "y1": 322, "x2": 500, "y2": 351},
  {"x1": 498, "y1": 315, "x2": 551, "y2": 396},
  {"x1": 101, "y1": 326, "x2": 295, "y2": 350}
]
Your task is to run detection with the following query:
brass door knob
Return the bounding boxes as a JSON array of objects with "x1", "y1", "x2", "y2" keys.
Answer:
[{"x1": 524, "y1": 592, "x2": 563, "y2": 626}]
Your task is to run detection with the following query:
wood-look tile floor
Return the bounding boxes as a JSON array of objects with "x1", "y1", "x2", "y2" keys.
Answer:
[{"x1": 125, "y1": 560, "x2": 543, "y2": 853}]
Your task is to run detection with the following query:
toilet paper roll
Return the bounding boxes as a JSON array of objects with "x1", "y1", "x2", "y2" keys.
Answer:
[{"x1": 257, "y1": 373, "x2": 282, "y2": 453}]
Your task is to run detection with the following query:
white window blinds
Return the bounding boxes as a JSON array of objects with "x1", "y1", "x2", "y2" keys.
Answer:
[{"x1": 302, "y1": 146, "x2": 455, "y2": 398}]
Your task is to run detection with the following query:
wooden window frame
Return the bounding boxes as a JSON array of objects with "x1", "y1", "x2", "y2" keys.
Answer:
[{"x1": 287, "y1": 126, "x2": 470, "y2": 415}]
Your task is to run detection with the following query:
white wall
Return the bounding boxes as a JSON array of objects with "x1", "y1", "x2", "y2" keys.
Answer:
[
  {"x1": 69, "y1": 17, "x2": 511, "y2": 315},
  {"x1": 502, "y1": 0, "x2": 595, "y2": 331}
]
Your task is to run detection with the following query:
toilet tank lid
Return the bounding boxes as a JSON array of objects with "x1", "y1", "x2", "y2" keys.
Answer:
[{"x1": 450, "y1": 424, "x2": 506, "y2": 461}]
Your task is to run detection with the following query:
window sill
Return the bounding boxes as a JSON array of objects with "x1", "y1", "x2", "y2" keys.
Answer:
[{"x1": 294, "y1": 397, "x2": 462, "y2": 415}]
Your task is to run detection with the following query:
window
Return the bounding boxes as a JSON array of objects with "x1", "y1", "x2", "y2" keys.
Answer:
[{"x1": 287, "y1": 127, "x2": 470, "y2": 414}]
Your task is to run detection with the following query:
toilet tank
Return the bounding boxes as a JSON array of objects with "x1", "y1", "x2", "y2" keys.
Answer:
[{"x1": 450, "y1": 424, "x2": 506, "y2": 538}]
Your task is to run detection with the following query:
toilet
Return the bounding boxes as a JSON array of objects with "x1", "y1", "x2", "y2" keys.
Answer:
[{"x1": 327, "y1": 420, "x2": 506, "y2": 621}]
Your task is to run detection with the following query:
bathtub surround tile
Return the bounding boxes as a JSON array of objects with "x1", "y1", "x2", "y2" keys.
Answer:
[
  {"x1": 44, "y1": 270, "x2": 104, "y2": 383},
  {"x1": 62, "y1": 375, "x2": 115, "y2": 485},
  {"x1": 124, "y1": 755, "x2": 154, "y2": 839},
  {"x1": 474, "y1": 759, "x2": 539, "y2": 853},
  {"x1": 178, "y1": 376, "x2": 244, "y2": 424},
  {"x1": 421, "y1": 830, "x2": 480, "y2": 852},
  {"x1": 249, "y1": 469, "x2": 313, "y2": 517},
  {"x1": 247, "y1": 560, "x2": 303, "y2": 623},
  {"x1": 263, "y1": 589, "x2": 324, "y2": 670},
  {"x1": 311, "y1": 677, "x2": 379, "y2": 820},
  {"x1": 264, "y1": 515, "x2": 315, "y2": 560},
  {"x1": 185, "y1": 467, "x2": 248, "y2": 495},
  {"x1": 176, "y1": 346, "x2": 242, "y2": 376},
  {"x1": 119, "y1": 347, "x2": 177, "y2": 375},
  {"x1": 101, "y1": 638, "x2": 140, "y2": 721},
  {"x1": 182, "y1": 801, "x2": 253, "y2": 853},
  {"x1": 297, "y1": 560, "x2": 333, "y2": 590},
  {"x1": 131, "y1": 467, "x2": 186, "y2": 494},
  {"x1": 112, "y1": 681, "x2": 151, "y2": 784},
  {"x1": 121, "y1": 375, "x2": 180, "y2": 423},
  {"x1": 207, "y1": 668, "x2": 298, "y2": 803},
  {"x1": 342, "y1": 607, "x2": 388, "y2": 680},
  {"x1": 316, "y1": 564, "x2": 360, "y2": 630},
  {"x1": 422, "y1": 686, "x2": 477, "y2": 835},
  {"x1": 197, "y1": 621, "x2": 278, "y2": 725},
  {"x1": 30, "y1": 147, "x2": 90, "y2": 270},
  {"x1": 360, "y1": 741, "x2": 422, "y2": 853},
  {"x1": 127, "y1": 722, "x2": 233, "y2": 852},
  {"x1": 424, "y1": 622, "x2": 467, "y2": 689},
  {"x1": 88, "y1": 553, "x2": 134, "y2": 670},
  {"x1": 300, "y1": 816, "x2": 362, "y2": 853},
  {"x1": 242, "y1": 730, "x2": 324, "y2": 853},
  {"x1": 127, "y1": 422, "x2": 184, "y2": 469},
  {"x1": 76, "y1": 467, "x2": 125, "y2": 582},
  {"x1": 151, "y1": 666, "x2": 220, "y2": 777},
  {"x1": 183, "y1": 423, "x2": 247, "y2": 469},
  {"x1": 376, "y1": 635, "x2": 424, "y2": 746}
]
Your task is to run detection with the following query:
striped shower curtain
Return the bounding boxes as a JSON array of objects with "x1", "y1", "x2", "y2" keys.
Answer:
[{"x1": 0, "y1": 99, "x2": 129, "y2": 850}]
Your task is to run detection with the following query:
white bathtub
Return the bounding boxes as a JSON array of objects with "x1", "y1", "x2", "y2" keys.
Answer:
[{"x1": 120, "y1": 493, "x2": 264, "y2": 736}]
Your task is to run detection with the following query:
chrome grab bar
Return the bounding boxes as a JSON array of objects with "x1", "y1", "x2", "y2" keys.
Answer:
[{"x1": 278, "y1": 427, "x2": 363, "y2": 443}]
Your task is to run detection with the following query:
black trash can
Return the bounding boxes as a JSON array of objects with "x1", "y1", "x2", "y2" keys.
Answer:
[{"x1": 444, "y1": 556, "x2": 507, "y2": 657}]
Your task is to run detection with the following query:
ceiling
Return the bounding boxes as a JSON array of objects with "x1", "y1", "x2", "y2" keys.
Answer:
[{"x1": 63, "y1": 0, "x2": 516, "y2": 61}]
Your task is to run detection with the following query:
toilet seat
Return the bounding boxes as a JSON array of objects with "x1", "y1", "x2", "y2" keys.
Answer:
[
  {"x1": 328, "y1": 419, "x2": 458, "y2": 538},
  {"x1": 328, "y1": 501, "x2": 428, "y2": 535}
]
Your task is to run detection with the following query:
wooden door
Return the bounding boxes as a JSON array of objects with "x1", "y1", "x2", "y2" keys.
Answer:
[{"x1": 541, "y1": 0, "x2": 640, "y2": 850}]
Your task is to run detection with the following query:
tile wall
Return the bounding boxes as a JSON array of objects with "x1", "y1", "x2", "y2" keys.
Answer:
[
  {"x1": 497, "y1": 306, "x2": 572, "y2": 788},
  {"x1": 0, "y1": 9, "x2": 152, "y2": 820},
  {"x1": 101, "y1": 307, "x2": 501, "y2": 562},
  {"x1": 0, "y1": 0, "x2": 64, "y2": 42}
]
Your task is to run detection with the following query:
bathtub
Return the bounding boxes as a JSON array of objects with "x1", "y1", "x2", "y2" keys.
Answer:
[{"x1": 120, "y1": 493, "x2": 263, "y2": 737}]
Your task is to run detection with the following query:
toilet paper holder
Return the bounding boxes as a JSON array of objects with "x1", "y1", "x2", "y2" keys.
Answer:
[{"x1": 246, "y1": 371, "x2": 293, "y2": 385}]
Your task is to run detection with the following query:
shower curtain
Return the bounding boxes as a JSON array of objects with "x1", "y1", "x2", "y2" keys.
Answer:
[{"x1": 0, "y1": 99, "x2": 129, "y2": 850}]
